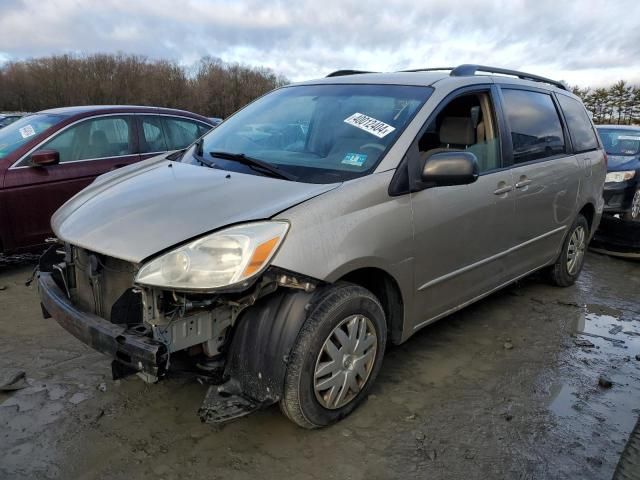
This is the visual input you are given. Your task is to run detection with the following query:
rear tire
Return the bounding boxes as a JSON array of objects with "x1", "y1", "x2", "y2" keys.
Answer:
[
  {"x1": 280, "y1": 283, "x2": 387, "y2": 429},
  {"x1": 547, "y1": 214, "x2": 589, "y2": 287}
]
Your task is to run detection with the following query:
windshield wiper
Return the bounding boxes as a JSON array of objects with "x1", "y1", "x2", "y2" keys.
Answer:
[{"x1": 209, "y1": 151, "x2": 297, "y2": 181}]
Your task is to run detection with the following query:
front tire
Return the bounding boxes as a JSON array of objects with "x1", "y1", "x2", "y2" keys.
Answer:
[
  {"x1": 622, "y1": 189, "x2": 640, "y2": 222},
  {"x1": 280, "y1": 283, "x2": 387, "y2": 428},
  {"x1": 547, "y1": 214, "x2": 589, "y2": 287}
]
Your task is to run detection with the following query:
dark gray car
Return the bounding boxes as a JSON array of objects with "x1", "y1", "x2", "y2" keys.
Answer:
[{"x1": 37, "y1": 65, "x2": 606, "y2": 428}]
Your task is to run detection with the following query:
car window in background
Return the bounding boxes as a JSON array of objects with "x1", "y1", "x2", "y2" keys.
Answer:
[
  {"x1": 197, "y1": 123, "x2": 212, "y2": 137},
  {"x1": 140, "y1": 116, "x2": 168, "y2": 153},
  {"x1": 0, "y1": 114, "x2": 67, "y2": 160},
  {"x1": 501, "y1": 89, "x2": 565, "y2": 164},
  {"x1": 596, "y1": 128, "x2": 640, "y2": 156},
  {"x1": 557, "y1": 95, "x2": 599, "y2": 152},
  {"x1": 41, "y1": 116, "x2": 134, "y2": 163},
  {"x1": 186, "y1": 84, "x2": 432, "y2": 183},
  {"x1": 0, "y1": 116, "x2": 21, "y2": 128},
  {"x1": 162, "y1": 117, "x2": 209, "y2": 150}
]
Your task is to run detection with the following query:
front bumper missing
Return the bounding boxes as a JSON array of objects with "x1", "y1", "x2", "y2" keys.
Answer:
[{"x1": 38, "y1": 271, "x2": 167, "y2": 379}]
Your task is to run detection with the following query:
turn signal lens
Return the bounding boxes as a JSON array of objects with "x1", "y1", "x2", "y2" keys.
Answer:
[{"x1": 243, "y1": 237, "x2": 280, "y2": 277}]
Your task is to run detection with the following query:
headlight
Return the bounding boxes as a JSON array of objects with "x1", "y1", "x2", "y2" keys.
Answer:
[
  {"x1": 135, "y1": 221, "x2": 289, "y2": 290},
  {"x1": 605, "y1": 171, "x2": 636, "y2": 183}
]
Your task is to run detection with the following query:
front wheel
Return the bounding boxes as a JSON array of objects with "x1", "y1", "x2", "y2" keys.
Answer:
[
  {"x1": 280, "y1": 283, "x2": 387, "y2": 428},
  {"x1": 622, "y1": 189, "x2": 640, "y2": 221},
  {"x1": 547, "y1": 214, "x2": 589, "y2": 287}
]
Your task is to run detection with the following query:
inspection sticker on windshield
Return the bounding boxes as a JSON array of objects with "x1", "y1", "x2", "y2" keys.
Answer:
[
  {"x1": 344, "y1": 113, "x2": 395, "y2": 138},
  {"x1": 342, "y1": 152, "x2": 368, "y2": 166},
  {"x1": 19, "y1": 125, "x2": 36, "y2": 139}
]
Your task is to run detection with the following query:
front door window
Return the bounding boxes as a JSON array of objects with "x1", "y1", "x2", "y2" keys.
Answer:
[
  {"x1": 39, "y1": 116, "x2": 134, "y2": 162},
  {"x1": 418, "y1": 92, "x2": 501, "y2": 173}
]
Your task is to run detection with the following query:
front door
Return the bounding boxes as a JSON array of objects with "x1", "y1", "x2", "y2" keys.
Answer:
[
  {"x1": 409, "y1": 87, "x2": 516, "y2": 330},
  {"x1": 3, "y1": 115, "x2": 140, "y2": 250}
]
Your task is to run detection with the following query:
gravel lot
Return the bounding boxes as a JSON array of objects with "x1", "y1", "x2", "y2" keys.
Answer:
[{"x1": 1, "y1": 252, "x2": 639, "y2": 479}]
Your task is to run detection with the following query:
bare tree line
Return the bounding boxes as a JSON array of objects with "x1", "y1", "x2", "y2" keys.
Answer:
[
  {"x1": 0, "y1": 53, "x2": 288, "y2": 118},
  {"x1": 3, "y1": 54, "x2": 638, "y2": 125},
  {"x1": 571, "y1": 81, "x2": 640, "y2": 125}
]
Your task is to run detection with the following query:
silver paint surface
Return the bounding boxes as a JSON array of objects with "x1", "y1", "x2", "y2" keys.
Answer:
[{"x1": 52, "y1": 156, "x2": 339, "y2": 263}]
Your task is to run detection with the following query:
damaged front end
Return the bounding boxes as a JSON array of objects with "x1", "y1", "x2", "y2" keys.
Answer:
[{"x1": 37, "y1": 240, "x2": 319, "y2": 423}]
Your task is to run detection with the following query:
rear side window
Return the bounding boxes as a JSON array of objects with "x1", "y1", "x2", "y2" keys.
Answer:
[
  {"x1": 140, "y1": 116, "x2": 168, "y2": 153},
  {"x1": 557, "y1": 95, "x2": 599, "y2": 152},
  {"x1": 162, "y1": 117, "x2": 210, "y2": 150},
  {"x1": 501, "y1": 89, "x2": 565, "y2": 164}
]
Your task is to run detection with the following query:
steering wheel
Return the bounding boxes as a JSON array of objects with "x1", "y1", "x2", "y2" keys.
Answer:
[{"x1": 359, "y1": 143, "x2": 385, "y2": 152}]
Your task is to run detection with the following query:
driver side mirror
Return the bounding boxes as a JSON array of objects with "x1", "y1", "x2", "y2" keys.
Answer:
[
  {"x1": 30, "y1": 149, "x2": 60, "y2": 167},
  {"x1": 421, "y1": 151, "x2": 479, "y2": 187}
]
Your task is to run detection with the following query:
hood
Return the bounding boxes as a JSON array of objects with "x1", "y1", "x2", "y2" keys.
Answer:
[
  {"x1": 607, "y1": 154, "x2": 640, "y2": 171},
  {"x1": 52, "y1": 158, "x2": 339, "y2": 263}
]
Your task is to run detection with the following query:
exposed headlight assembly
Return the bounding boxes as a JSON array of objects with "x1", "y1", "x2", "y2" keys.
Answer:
[
  {"x1": 135, "y1": 221, "x2": 289, "y2": 290},
  {"x1": 605, "y1": 170, "x2": 636, "y2": 183}
]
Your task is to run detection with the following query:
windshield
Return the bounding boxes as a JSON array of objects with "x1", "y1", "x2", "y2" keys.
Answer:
[
  {"x1": 0, "y1": 114, "x2": 68, "y2": 159},
  {"x1": 182, "y1": 84, "x2": 432, "y2": 183},
  {"x1": 597, "y1": 128, "x2": 640, "y2": 156}
]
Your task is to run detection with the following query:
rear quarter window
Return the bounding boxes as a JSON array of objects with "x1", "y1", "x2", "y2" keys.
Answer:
[
  {"x1": 557, "y1": 95, "x2": 599, "y2": 153},
  {"x1": 162, "y1": 117, "x2": 209, "y2": 150},
  {"x1": 501, "y1": 89, "x2": 566, "y2": 164}
]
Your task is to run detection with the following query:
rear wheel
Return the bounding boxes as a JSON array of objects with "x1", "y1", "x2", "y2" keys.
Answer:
[
  {"x1": 547, "y1": 214, "x2": 589, "y2": 287},
  {"x1": 280, "y1": 283, "x2": 386, "y2": 428}
]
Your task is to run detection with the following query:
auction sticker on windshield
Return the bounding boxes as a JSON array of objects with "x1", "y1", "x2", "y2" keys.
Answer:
[
  {"x1": 19, "y1": 125, "x2": 36, "y2": 139},
  {"x1": 344, "y1": 113, "x2": 396, "y2": 138}
]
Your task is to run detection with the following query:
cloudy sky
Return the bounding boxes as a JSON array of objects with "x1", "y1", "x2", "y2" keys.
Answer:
[{"x1": 1, "y1": 0, "x2": 639, "y2": 87}]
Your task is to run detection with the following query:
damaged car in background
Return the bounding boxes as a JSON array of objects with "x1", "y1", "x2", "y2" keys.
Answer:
[{"x1": 37, "y1": 65, "x2": 605, "y2": 428}]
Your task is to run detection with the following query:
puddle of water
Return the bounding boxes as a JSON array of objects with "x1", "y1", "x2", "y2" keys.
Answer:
[
  {"x1": 575, "y1": 307, "x2": 640, "y2": 351},
  {"x1": 548, "y1": 306, "x2": 640, "y2": 447},
  {"x1": 548, "y1": 383, "x2": 583, "y2": 418}
]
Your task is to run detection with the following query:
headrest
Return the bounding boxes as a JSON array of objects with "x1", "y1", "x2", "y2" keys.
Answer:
[
  {"x1": 439, "y1": 117, "x2": 475, "y2": 146},
  {"x1": 91, "y1": 130, "x2": 108, "y2": 145}
]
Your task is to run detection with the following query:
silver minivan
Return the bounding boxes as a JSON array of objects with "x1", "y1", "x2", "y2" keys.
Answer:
[{"x1": 37, "y1": 65, "x2": 606, "y2": 428}]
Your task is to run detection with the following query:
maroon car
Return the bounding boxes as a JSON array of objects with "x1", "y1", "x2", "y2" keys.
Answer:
[{"x1": 0, "y1": 106, "x2": 215, "y2": 254}]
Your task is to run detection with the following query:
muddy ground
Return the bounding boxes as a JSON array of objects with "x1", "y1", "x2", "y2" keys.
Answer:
[{"x1": 1, "y1": 252, "x2": 639, "y2": 479}]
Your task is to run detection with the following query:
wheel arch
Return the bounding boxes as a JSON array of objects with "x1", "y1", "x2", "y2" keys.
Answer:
[
  {"x1": 337, "y1": 266, "x2": 405, "y2": 345},
  {"x1": 579, "y1": 202, "x2": 596, "y2": 233}
]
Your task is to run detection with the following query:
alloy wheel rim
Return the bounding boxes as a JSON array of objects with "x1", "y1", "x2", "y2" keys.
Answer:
[
  {"x1": 567, "y1": 225, "x2": 586, "y2": 275},
  {"x1": 631, "y1": 190, "x2": 640, "y2": 219},
  {"x1": 313, "y1": 314, "x2": 377, "y2": 410}
]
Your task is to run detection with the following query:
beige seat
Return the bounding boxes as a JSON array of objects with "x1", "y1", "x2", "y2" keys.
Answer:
[{"x1": 421, "y1": 116, "x2": 476, "y2": 160}]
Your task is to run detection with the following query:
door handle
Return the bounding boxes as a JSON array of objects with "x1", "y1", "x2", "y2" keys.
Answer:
[
  {"x1": 493, "y1": 185, "x2": 514, "y2": 195},
  {"x1": 515, "y1": 179, "x2": 532, "y2": 189}
]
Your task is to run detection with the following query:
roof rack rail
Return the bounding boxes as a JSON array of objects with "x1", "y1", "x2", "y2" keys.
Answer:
[
  {"x1": 398, "y1": 64, "x2": 566, "y2": 90},
  {"x1": 326, "y1": 69, "x2": 374, "y2": 78},
  {"x1": 400, "y1": 67, "x2": 455, "y2": 73},
  {"x1": 449, "y1": 64, "x2": 567, "y2": 90}
]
